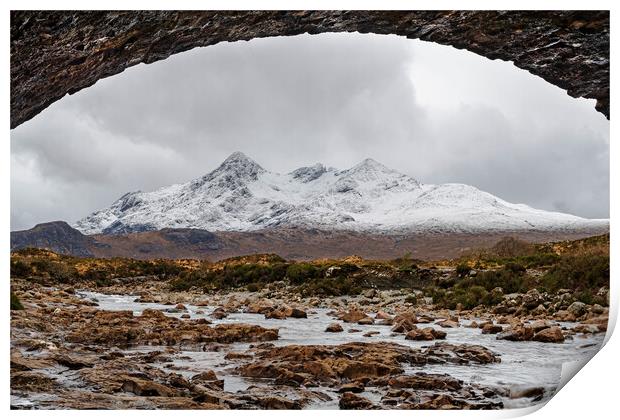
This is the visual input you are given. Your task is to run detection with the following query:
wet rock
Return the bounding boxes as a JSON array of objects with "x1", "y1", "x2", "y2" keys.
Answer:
[
  {"x1": 175, "y1": 303, "x2": 187, "y2": 310},
  {"x1": 11, "y1": 350, "x2": 54, "y2": 371},
  {"x1": 290, "y1": 308, "x2": 308, "y2": 319},
  {"x1": 325, "y1": 323, "x2": 344, "y2": 333},
  {"x1": 238, "y1": 342, "x2": 424, "y2": 386},
  {"x1": 572, "y1": 324, "x2": 600, "y2": 334},
  {"x1": 375, "y1": 310, "x2": 391, "y2": 320},
  {"x1": 510, "y1": 386, "x2": 545, "y2": 400},
  {"x1": 357, "y1": 317, "x2": 374, "y2": 325},
  {"x1": 11, "y1": 371, "x2": 57, "y2": 392},
  {"x1": 436, "y1": 319, "x2": 459, "y2": 328},
  {"x1": 532, "y1": 326, "x2": 564, "y2": 343},
  {"x1": 121, "y1": 376, "x2": 180, "y2": 397},
  {"x1": 481, "y1": 324, "x2": 503, "y2": 334},
  {"x1": 191, "y1": 370, "x2": 224, "y2": 390},
  {"x1": 140, "y1": 308, "x2": 167, "y2": 319},
  {"x1": 210, "y1": 307, "x2": 228, "y2": 319},
  {"x1": 423, "y1": 343, "x2": 501, "y2": 365},
  {"x1": 252, "y1": 395, "x2": 302, "y2": 409},
  {"x1": 405, "y1": 327, "x2": 446, "y2": 341},
  {"x1": 388, "y1": 373, "x2": 462, "y2": 391},
  {"x1": 339, "y1": 310, "x2": 368, "y2": 323},
  {"x1": 264, "y1": 308, "x2": 288, "y2": 319},
  {"x1": 338, "y1": 382, "x2": 365, "y2": 393},
  {"x1": 246, "y1": 300, "x2": 275, "y2": 314},
  {"x1": 391, "y1": 312, "x2": 418, "y2": 333},
  {"x1": 363, "y1": 331, "x2": 380, "y2": 337},
  {"x1": 497, "y1": 325, "x2": 534, "y2": 342},
  {"x1": 225, "y1": 352, "x2": 254, "y2": 361},
  {"x1": 339, "y1": 392, "x2": 376, "y2": 409},
  {"x1": 53, "y1": 353, "x2": 96, "y2": 369},
  {"x1": 529, "y1": 319, "x2": 554, "y2": 333}
]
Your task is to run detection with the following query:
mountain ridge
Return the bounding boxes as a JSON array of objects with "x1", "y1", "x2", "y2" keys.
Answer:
[{"x1": 73, "y1": 152, "x2": 609, "y2": 236}]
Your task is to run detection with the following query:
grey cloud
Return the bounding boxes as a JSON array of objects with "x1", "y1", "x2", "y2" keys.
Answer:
[{"x1": 10, "y1": 32, "x2": 609, "y2": 231}]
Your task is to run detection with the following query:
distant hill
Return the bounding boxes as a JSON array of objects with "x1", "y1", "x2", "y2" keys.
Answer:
[
  {"x1": 10, "y1": 221, "x2": 608, "y2": 261},
  {"x1": 10, "y1": 221, "x2": 99, "y2": 257}
]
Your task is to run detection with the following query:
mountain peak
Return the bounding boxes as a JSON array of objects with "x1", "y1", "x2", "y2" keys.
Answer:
[
  {"x1": 343, "y1": 157, "x2": 395, "y2": 176},
  {"x1": 211, "y1": 151, "x2": 264, "y2": 179},
  {"x1": 224, "y1": 151, "x2": 253, "y2": 162},
  {"x1": 290, "y1": 163, "x2": 327, "y2": 183}
]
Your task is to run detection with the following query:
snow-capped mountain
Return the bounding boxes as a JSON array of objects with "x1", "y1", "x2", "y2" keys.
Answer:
[{"x1": 74, "y1": 152, "x2": 609, "y2": 235}]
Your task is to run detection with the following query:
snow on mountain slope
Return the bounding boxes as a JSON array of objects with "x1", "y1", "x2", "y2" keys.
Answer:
[{"x1": 74, "y1": 152, "x2": 609, "y2": 235}]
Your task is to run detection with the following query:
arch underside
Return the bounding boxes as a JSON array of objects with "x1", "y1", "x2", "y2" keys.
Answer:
[{"x1": 10, "y1": 10, "x2": 609, "y2": 128}]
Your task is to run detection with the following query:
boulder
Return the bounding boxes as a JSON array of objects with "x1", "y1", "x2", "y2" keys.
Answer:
[
  {"x1": 405, "y1": 327, "x2": 446, "y2": 341},
  {"x1": 481, "y1": 324, "x2": 503, "y2": 334},
  {"x1": 522, "y1": 289, "x2": 543, "y2": 310},
  {"x1": 388, "y1": 373, "x2": 462, "y2": 391},
  {"x1": 375, "y1": 311, "x2": 392, "y2": 320},
  {"x1": 325, "y1": 323, "x2": 344, "y2": 333},
  {"x1": 496, "y1": 325, "x2": 534, "y2": 341},
  {"x1": 567, "y1": 301, "x2": 587, "y2": 317},
  {"x1": 121, "y1": 377, "x2": 179, "y2": 397},
  {"x1": 532, "y1": 326, "x2": 564, "y2": 343},
  {"x1": 436, "y1": 319, "x2": 459, "y2": 328},
  {"x1": 289, "y1": 308, "x2": 307, "y2": 319},
  {"x1": 339, "y1": 310, "x2": 368, "y2": 323},
  {"x1": 210, "y1": 307, "x2": 228, "y2": 319},
  {"x1": 338, "y1": 382, "x2": 365, "y2": 393},
  {"x1": 529, "y1": 319, "x2": 554, "y2": 333},
  {"x1": 357, "y1": 317, "x2": 374, "y2": 325},
  {"x1": 339, "y1": 392, "x2": 375, "y2": 409}
]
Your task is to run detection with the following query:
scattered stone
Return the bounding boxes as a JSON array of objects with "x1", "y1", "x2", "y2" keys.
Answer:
[
  {"x1": 338, "y1": 382, "x2": 365, "y2": 393},
  {"x1": 325, "y1": 323, "x2": 344, "y2": 333},
  {"x1": 497, "y1": 325, "x2": 534, "y2": 342},
  {"x1": 522, "y1": 289, "x2": 543, "y2": 310},
  {"x1": 339, "y1": 392, "x2": 375, "y2": 409},
  {"x1": 481, "y1": 324, "x2": 503, "y2": 334},
  {"x1": 339, "y1": 310, "x2": 368, "y2": 323},
  {"x1": 405, "y1": 327, "x2": 446, "y2": 341},
  {"x1": 532, "y1": 326, "x2": 564, "y2": 343},
  {"x1": 357, "y1": 317, "x2": 374, "y2": 325},
  {"x1": 567, "y1": 301, "x2": 587, "y2": 317},
  {"x1": 436, "y1": 319, "x2": 459, "y2": 328}
]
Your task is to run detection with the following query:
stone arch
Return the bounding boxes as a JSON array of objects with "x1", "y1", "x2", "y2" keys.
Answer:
[{"x1": 10, "y1": 10, "x2": 609, "y2": 128}]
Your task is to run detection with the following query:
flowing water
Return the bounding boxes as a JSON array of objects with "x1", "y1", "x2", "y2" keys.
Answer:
[{"x1": 76, "y1": 291, "x2": 605, "y2": 409}]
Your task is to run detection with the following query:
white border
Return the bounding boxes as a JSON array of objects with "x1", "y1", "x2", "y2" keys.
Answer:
[{"x1": 2, "y1": 1, "x2": 617, "y2": 419}]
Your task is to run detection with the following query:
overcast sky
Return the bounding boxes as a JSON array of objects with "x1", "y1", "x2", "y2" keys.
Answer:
[{"x1": 11, "y1": 33, "x2": 609, "y2": 231}]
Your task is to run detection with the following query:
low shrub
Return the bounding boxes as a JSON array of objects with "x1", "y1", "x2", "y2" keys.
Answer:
[
  {"x1": 405, "y1": 294, "x2": 417, "y2": 304},
  {"x1": 455, "y1": 263, "x2": 471, "y2": 278},
  {"x1": 10, "y1": 260, "x2": 31, "y2": 278},
  {"x1": 540, "y1": 254, "x2": 609, "y2": 293},
  {"x1": 11, "y1": 292, "x2": 24, "y2": 310}
]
